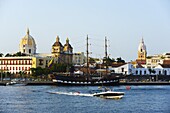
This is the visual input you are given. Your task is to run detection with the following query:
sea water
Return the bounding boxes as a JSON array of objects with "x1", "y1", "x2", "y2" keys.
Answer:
[{"x1": 0, "y1": 85, "x2": 169, "y2": 113}]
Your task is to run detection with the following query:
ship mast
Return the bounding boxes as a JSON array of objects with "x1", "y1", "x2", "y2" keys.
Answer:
[
  {"x1": 105, "y1": 36, "x2": 108, "y2": 75},
  {"x1": 86, "y1": 35, "x2": 89, "y2": 76}
]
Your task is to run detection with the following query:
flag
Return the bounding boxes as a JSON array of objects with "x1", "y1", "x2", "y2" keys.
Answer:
[{"x1": 48, "y1": 58, "x2": 54, "y2": 68}]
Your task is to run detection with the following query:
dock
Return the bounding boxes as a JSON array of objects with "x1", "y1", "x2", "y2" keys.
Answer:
[
  {"x1": 25, "y1": 81, "x2": 55, "y2": 85},
  {"x1": 119, "y1": 81, "x2": 170, "y2": 85}
]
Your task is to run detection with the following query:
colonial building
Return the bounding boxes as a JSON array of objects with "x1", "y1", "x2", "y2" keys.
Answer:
[
  {"x1": 73, "y1": 52, "x2": 86, "y2": 65},
  {"x1": 136, "y1": 38, "x2": 147, "y2": 64},
  {"x1": 0, "y1": 56, "x2": 57, "y2": 74},
  {"x1": 19, "y1": 28, "x2": 36, "y2": 55},
  {"x1": 51, "y1": 36, "x2": 73, "y2": 64},
  {"x1": 0, "y1": 28, "x2": 57, "y2": 75},
  {"x1": 146, "y1": 53, "x2": 170, "y2": 68},
  {"x1": 112, "y1": 62, "x2": 170, "y2": 75}
]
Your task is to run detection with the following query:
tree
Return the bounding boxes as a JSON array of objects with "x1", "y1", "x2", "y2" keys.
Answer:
[
  {"x1": 13, "y1": 52, "x2": 27, "y2": 57},
  {"x1": 89, "y1": 57, "x2": 95, "y2": 63},
  {"x1": 5, "y1": 53, "x2": 12, "y2": 57},
  {"x1": 116, "y1": 57, "x2": 125, "y2": 63},
  {"x1": 103, "y1": 56, "x2": 114, "y2": 65},
  {"x1": 148, "y1": 68, "x2": 156, "y2": 74},
  {"x1": 0, "y1": 53, "x2": 3, "y2": 57}
]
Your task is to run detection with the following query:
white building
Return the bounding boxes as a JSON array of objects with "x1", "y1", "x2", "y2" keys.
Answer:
[
  {"x1": 112, "y1": 63, "x2": 170, "y2": 75},
  {"x1": 19, "y1": 28, "x2": 36, "y2": 55},
  {"x1": 73, "y1": 52, "x2": 86, "y2": 65}
]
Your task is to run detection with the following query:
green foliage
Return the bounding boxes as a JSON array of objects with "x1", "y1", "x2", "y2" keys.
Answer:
[
  {"x1": 89, "y1": 57, "x2": 95, "y2": 63},
  {"x1": 148, "y1": 68, "x2": 156, "y2": 74},
  {"x1": 0, "y1": 53, "x2": 3, "y2": 57},
  {"x1": 116, "y1": 57, "x2": 125, "y2": 63},
  {"x1": 13, "y1": 52, "x2": 27, "y2": 57},
  {"x1": 103, "y1": 56, "x2": 115, "y2": 65},
  {"x1": 30, "y1": 63, "x2": 73, "y2": 76},
  {"x1": 5, "y1": 53, "x2": 13, "y2": 57},
  {"x1": 5, "y1": 52, "x2": 27, "y2": 57}
]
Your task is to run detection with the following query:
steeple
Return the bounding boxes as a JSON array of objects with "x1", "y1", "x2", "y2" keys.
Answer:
[
  {"x1": 141, "y1": 37, "x2": 144, "y2": 43},
  {"x1": 137, "y1": 37, "x2": 147, "y2": 62},
  {"x1": 56, "y1": 36, "x2": 59, "y2": 42},
  {"x1": 66, "y1": 37, "x2": 69, "y2": 44},
  {"x1": 27, "y1": 28, "x2": 29, "y2": 35}
]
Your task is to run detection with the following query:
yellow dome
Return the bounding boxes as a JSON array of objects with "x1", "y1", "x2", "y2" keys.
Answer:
[
  {"x1": 19, "y1": 28, "x2": 36, "y2": 54},
  {"x1": 20, "y1": 28, "x2": 36, "y2": 47}
]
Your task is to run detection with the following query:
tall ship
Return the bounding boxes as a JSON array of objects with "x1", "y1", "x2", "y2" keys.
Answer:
[{"x1": 52, "y1": 36, "x2": 126, "y2": 86}]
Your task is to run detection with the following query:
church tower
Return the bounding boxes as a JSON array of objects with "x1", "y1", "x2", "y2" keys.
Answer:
[
  {"x1": 51, "y1": 36, "x2": 64, "y2": 63},
  {"x1": 136, "y1": 38, "x2": 147, "y2": 64},
  {"x1": 63, "y1": 38, "x2": 73, "y2": 64},
  {"x1": 19, "y1": 28, "x2": 36, "y2": 55}
]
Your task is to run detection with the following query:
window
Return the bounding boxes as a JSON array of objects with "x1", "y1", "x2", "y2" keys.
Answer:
[
  {"x1": 29, "y1": 49, "x2": 31, "y2": 53},
  {"x1": 140, "y1": 70, "x2": 142, "y2": 75},
  {"x1": 136, "y1": 70, "x2": 138, "y2": 75},
  {"x1": 121, "y1": 68, "x2": 124, "y2": 72},
  {"x1": 39, "y1": 59, "x2": 43, "y2": 65},
  {"x1": 144, "y1": 70, "x2": 146, "y2": 75}
]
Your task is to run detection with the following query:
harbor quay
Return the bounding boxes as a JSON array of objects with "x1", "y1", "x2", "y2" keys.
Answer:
[{"x1": 1, "y1": 75, "x2": 170, "y2": 86}]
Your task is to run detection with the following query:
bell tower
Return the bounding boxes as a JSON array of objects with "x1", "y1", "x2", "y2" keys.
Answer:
[{"x1": 136, "y1": 38, "x2": 147, "y2": 64}]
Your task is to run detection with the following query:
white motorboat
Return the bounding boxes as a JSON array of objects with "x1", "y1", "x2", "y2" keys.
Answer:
[{"x1": 93, "y1": 91, "x2": 124, "y2": 99}]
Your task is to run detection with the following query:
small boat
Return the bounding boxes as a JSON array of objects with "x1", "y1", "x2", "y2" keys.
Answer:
[
  {"x1": 92, "y1": 87, "x2": 124, "y2": 99},
  {"x1": 93, "y1": 91, "x2": 124, "y2": 99}
]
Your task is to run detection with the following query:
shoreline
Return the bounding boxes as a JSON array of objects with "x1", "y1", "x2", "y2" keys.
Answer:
[
  {"x1": 119, "y1": 81, "x2": 170, "y2": 85},
  {"x1": 1, "y1": 81, "x2": 170, "y2": 86}
]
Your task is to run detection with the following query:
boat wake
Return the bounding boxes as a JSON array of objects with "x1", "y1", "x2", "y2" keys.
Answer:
[{"x1": 48, "y1": 91, "x2": 93, "y2": 97}]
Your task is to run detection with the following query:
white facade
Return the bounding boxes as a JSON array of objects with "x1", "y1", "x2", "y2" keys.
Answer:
[
  {"x1": 113, "y1": 63, "x2": 170, "y2": 75},
  {"x1": 73, "y1": 52, "x2": 86, "y2": 65},
  {"x1": 0, "y1": 57, "x2": 33, "y2": 74},
  {"x1": 112, "y1": 63, "x2": 133, "y2": 75}
]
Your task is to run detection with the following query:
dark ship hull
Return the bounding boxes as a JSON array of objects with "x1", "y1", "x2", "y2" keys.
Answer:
[{"x1": 52, "y1": 73, "x2": 124, "y2": 86}]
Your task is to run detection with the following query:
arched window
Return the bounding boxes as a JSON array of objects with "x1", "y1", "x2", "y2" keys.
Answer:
[
  {"x1": 140, "y1": 70, "x2": 142, "y2": 75},
  {"x1": 136, "y1": 70, "x2": 138, "y2": 75},
  {"x1": 164, "y1": 70, "x2": 167, "y2": 75},
  {"x1": 144, "y1": 70, "x2": 146, "y2": 75}
]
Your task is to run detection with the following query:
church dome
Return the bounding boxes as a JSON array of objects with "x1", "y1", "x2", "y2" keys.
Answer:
[
  {"x1": 19, "y1": 28, "x2": 36, "y2": 54},
  {"x1": 52, "y1": 36, "x2": 63, "y2": 47},
  {"x1": 64, "y1": 38, "x2": 73, "y2": 49},
  {"x1": 138, "y1": 38, "x2": 146, "y2": 51}
]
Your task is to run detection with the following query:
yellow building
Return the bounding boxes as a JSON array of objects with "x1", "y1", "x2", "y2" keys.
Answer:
[
  {"x1": 0, "y1": 56, "x2": 56, "y2": 74},
  {"x1": 51, "y1": 36, "x2": 73, "y2": 64}
]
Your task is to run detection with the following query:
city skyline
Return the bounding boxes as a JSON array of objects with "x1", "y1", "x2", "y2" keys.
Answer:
[{"x1": 0, "y1": 0, "x2": 170, "y2": 61}]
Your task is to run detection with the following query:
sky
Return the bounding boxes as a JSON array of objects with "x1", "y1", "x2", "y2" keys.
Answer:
[{"x1": 0, "y1": 0, "x2": 170, "y2": 61}]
